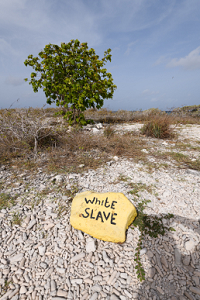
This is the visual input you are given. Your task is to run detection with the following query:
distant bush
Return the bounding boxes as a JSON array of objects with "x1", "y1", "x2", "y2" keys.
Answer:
[
  {"x1": 142, "y1": 108, "x2": 166, "y2": 117},
  {"x1": 140, "y1": 115, "x2": 174, "y2": 139},
  {"x1": 103, "y1": 125, "x2": 115, "y2": 138}
]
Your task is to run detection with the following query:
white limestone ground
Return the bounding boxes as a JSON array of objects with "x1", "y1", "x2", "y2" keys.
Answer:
[
  {"x1": 111, "y1": 123, "x2": 200, "y2": 142},
  {"x1": 0, "y1": 123, "x2": 200, "y2": 300}
]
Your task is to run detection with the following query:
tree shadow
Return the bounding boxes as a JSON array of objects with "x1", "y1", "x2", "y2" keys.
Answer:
[{"x1": 136, "y1": 213, "x2": 200, "y2": 300}]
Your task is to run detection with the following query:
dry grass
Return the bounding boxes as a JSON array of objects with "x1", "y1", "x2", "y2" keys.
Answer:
[
  {"x1": 35, "y1": 130, "x2": 148, "y2": 174},
  {"x1": 0, "y1": 107, "x2": 200, "y2": 174},
  {"x1": 140, "y1": 115, "x2": 176, "y2": 139},
  {"x1": 84, "y1": 107, "x2": 200, "y2": 124},
  {"x1": 0, "y1": 109, "x2": 148, "y2": 174}
]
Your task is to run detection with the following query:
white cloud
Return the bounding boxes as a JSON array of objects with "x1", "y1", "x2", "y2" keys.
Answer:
[
  {"x1": 142, "y1": 89, "x2": 159, "y2": 95},
  {"x1": 0, "y1": 0, "x2": 49, "y2": 31},
  {"x1": 142, "y1": 89, "x2": 150, "y2": 94},
  {"x1": 154, "y1": 55, "x2": 168, "y2": 66},
  {"x1": 5, "y1": 76, "x2": 25, "y2": 86},
  {"x1": 100, "y1": 0, "x2": 174, "y2": 33},
  {"x1": 124, "y1": 41, "x2": 138, "y2": 56},
  {"x1": 0, "y1": 38, "x2": 19, "y2": 56},
  {"x1": 113, "y1": 47, "x2": 120, "y2": 52},
  {"x1": 0, "y1": 0, "x2": 103, "y2": 49},
  {"x1": 150, "y1": 97, "x2": 159, "y2": 102},
  {"x1": 167, "y1": 46, "x2": 200, "y2": 70}
]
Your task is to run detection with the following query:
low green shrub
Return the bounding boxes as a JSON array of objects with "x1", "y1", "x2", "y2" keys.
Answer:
[{"x1": 131, "y1": 198, "x2": 175, "y2": 281}]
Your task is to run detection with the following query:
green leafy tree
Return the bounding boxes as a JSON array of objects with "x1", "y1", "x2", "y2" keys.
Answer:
[{"x1": 24, "y1": 39, "x2": 117, "y2": 125}]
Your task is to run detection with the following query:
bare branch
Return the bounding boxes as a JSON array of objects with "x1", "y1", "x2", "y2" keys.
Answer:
[{"x1": 0, "y1": 100, "x2": 58, "y2": 159}]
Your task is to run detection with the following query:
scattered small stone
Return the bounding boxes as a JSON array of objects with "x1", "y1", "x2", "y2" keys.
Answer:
[
  {"x1": 194, "y1": 270, "x2": 200, "y2": 277},
  {"x1": 174, "y1": 248, "x2": 182, "y2": 265},
  {"x1": 185, "y1": 240, "x2": 195, "y2": 251},
  {"x1": 71, "y1": 278, "x2": 83, "y2": 285},
  {"x1": 120, "y1": 273, "x2": 127, "y2": 279},
  {"x1": 19, "y1": 286, "x2": 27, "y2": 294},
  {"x1": 79, "y1": 164, "x2": 85, "y2": 168},
  {"x1": 38, "y1": 245, "x2": 46, "y2": 256},
  {"x1": 51, "y1": 280, "x2": 56, "y2": 291},
  {"x1": 140, "y1": 248, "x2": 147, "y2": 256},
  {"x1": 110, "y1": 294, "x2": 120, "y2": 300},
  {"x1": 10, "y1": 295, "x2": 19, "y2": 300},
  {"x1": 182, "y1": 255, "x2": 190, "y2": 266},
  {"x1": 91, "y1": 285, "x2": 102, "y2": 292},
  {"x1": 0, "y1": 135, "x2": 200, "y2": 300},
  {"x1": 71, "y1": 253, "x2": 85, "y2": 263},
  {"x1": 86, "y1": 237, "x2": 96, "y2": 253},
  {"x1": 27, "y1": 219, "x2": 37, "y2": 230},
  {"x1": 190, "y1": 286, "x2": 200, "y2": 296},
  {"x1": 148, "y1": 267, "x2": 156, "y2": 278},
  {"x1": 57, "y1": 290, "x2": 68, "y2": 297},
  {"x1": 157, "y1": 286, "x2": 164, "y2": 295},
  {"x1": 9, "y1": 253, "x2": 24, "y2": 263},
  {"x1": 124, "y1": 289, "x2": 132, "y2": 298},
  {"x1": 113, "y1": 156, "x2": 119, "y2": 161},
  {"x1": 52, "y1": 298, "x2": 67, "y2": 300},
  {"x1": 44, "y1": 223, "x2": 55, "y2": 230},
  {"x1": 184, "y1": 291, "x2": 195, "y2": 300},
  {"x1": 89, "y1": 292, "x2": 98, "y2": 300}
]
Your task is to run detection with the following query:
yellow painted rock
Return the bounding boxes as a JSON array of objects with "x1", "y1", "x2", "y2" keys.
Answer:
[{"x1": 70, "y1": 191, "x2": 137, "y2": 243}]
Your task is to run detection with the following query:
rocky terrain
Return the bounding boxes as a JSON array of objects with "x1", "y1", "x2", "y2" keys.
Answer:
[{"x1": 0, "y1": 122, "x2": 200, "y2": 300}]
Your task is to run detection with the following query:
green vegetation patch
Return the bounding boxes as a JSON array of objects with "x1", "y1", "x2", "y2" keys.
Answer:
[
  {"x1": 0, "y1": 193, "x2": 16, "y2": 210},
  {"x1": 131, "y1": 198, "x2": 175, "y2": 281},
  {"x1": 128, "y1": 182, "x2": 154, "y2": 197}
]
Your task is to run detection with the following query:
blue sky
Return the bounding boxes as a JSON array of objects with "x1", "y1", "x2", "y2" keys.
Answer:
[{"x1": 0, "y1": 0, "x2": 200, "y2": 111}]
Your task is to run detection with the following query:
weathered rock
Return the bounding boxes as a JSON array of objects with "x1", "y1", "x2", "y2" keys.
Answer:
[
  {"x1": 71, "y1": 278, "x2": 83, "y2": 285},
  {"x1": 52, "y1": 298, "x2": 67, "y2": 300},
  {"x1": 190, "y1": 286, "x2": 200, "y2": 296},
  {"x1": 194, "y1": 270, "x2": 200, "y2": 277},
  {"x1": 44, "y1": 223, "x2": 55, "y2": 230},
  {"x1": 148, "y1": 267, "x2": 156, "y2": 278},
  {"x1": 110, "y1": 294, "x2": 120, "y2": 300},
  {"x1": 10, "y1": 295, "x2": 19, "y2": 300},
  {"x1": 192, "y1": 276, "x2": 199, "y2": 286},
  {"x1": 90, "y1": 293, "x2": 98, "y2": 300},
  {"x1": 161, "y1": 255, "x2": 168, "y2": 268},
  {"x1": 27, "y1": 219, "x2": 37, "y2": 230},
  {"x1": 71, "y1": 253, "x2": 85, "y2": 263},
  {"x1": 140, "y1": 248, "x2": 147, "y2": 256},
  {"x1": 182, "y1": 255, "x2": 190, "y2": 266},
  {"x1": 38, "y1": 245, "x2": 46, "y2": 256},
  {"x1": 92, "y1": 128, "x2": 100, "y2": 134},
  {"x1": 184, "y1": 291, "x2": 195, "y2": 300},
  {"x1": 9, "y1": 253, "x2": 24, "y2": 264},
  {"x1": 70, "y1": 191, "x2": 137, "y2": 243},
  {"x1": 53, "y1": 175, "x2": 64, "y2": 183},
  {"x1": 57, "y1": 290, "x2": 68, "y2": 297},
  {"x1": 174, "y1": 248, "x2": 182, "y2": 265},
  {"x1": 91, "y1": 285, "x2": 102, "y2": 292},
  {"x1": 86, "y1": 237, "x2": 96, "y2": 253},
  {"x1": 185, "y1": 239, "x2": 195, "y2": 251},
  {"x1": 19, "y1": 286, "x2": 27, "y2": 294}
]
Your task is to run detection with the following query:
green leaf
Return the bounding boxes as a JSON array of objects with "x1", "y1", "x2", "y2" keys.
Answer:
[{"x1": 24, "y1": 40, "x2": 116, "y2": 125}]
